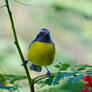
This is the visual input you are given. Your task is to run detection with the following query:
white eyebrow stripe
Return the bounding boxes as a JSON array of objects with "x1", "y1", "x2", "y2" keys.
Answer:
[{"x1": 40, "y1": 29, "x2": 44, "y2": 32}]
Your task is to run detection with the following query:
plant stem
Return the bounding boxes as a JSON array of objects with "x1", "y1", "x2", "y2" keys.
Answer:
[
  {"x1": 33, "y1": 71, "x2": 77, "y2": 84},
  {"x1": 33, "y1": 73, "x2": 57, "y2": 84},
  {"x1": 5, "y1": 0, "x2": 34, "y2": 92}
]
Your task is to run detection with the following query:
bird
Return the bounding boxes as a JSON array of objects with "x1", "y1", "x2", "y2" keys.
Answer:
[{"x1": 23, "y1": 28, "x2": 55, "y2": 75}]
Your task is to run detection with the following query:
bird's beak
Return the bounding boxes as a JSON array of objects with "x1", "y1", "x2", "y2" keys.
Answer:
[{"x1": 43, "y1": 33, "x2": 47, "y2": 36}]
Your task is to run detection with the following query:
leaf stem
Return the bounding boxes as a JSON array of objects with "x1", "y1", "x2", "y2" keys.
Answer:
[
  {"x1": 5, "y1": 0, "x2": 35, "y2": 92},
  {"x1": 33, "y1": 73, "x2": 57, "y2": 84}
]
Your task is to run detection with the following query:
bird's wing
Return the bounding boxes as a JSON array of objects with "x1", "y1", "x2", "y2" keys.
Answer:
[
  {"x1": 28, "y1": 40, "x2": 36, "y2": 49},
  {"x1": 51, "y1": 41, "x2": 55, "y2": 48}
]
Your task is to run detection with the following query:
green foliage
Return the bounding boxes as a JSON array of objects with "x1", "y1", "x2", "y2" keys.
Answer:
[
  {"x1": 68, "y1": 75, "x2": 84, "y2": 82},
  {"x1": 39, "y1": 72, "x2": 78, "y2": 86},
  {"x1": 71, "y1": 64, "x2": 92, "y2": 71},
  {"x1": 38, "y1": 62, "x2": 92, "y2": 86},
  {"x1": 0, "y1": 73, "x2": 27, "y2": 91},
  {"x1": 77, "y1": 64, "x2": 92, "y2": 71},
  {"x1": 44, "y1": 76, "x2": 55, "y2": 85},
  {"x1": 61, "y1": 82, "x2": 85, "y2": 92},
  {"x1": 38, "y1": 81, "x2": 85, "y2": 92},
  {"x1": 54, "y1": 62, "x2": 70, "y2": 71},
  {"x1": 52, "y1": 72, "x2": 76, "y2": 85},
  {"x1": 51, "y1": 0, "x2": 92, "y2": 18},
  {"x1": 37, "y1": 62, "x2": 92, "y2": 92},
  {"x1": 85, "y1": 69, "x2": 92, "y2": 74}
]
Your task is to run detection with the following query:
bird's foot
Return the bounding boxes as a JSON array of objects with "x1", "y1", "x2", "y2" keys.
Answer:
[
  {"x1": 46, "y1": 71, "x2": 51, "y2": 76},
  {"x1": 45, "y1": 66, "x2": 51, "y2": 76},
  {"x1": 22, "y1": 60, "x2": 29, "y2": 66}
]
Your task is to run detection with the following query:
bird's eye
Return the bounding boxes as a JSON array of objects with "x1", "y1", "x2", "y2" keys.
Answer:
[
  {"x1": 40, "y1": 32, "x2": 44, "y2": 35},
  {"x1": 40, "y1": 32, "x2": 47, "y2": 36}
]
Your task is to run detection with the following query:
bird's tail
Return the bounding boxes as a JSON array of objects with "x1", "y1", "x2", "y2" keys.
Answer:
[{"x1": 30, "y1": 64, "x2": 42, "y2": 72}]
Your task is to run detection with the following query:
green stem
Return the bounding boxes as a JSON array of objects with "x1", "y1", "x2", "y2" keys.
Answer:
[
  {"x1": 33, "y1": 72, "x2": 77, "y2": 84},
  {"x1": 5, "y1": 0, "x2": 34, "y2": 92},
  {"x1": 33, "y1": 73, "x2": 57, "y2": 84}
]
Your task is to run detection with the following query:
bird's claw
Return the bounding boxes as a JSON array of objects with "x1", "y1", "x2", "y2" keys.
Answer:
[
  {"x1": 22, "y1": 60, "x2": 28, "y2": 66},
  {"x1": 46, "y1": 71, "x2": 51, "y2": 76}
]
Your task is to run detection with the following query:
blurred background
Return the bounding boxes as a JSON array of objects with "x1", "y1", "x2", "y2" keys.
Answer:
[{"x1": 0, "y1": 0, "x2": 92, "y2": 92}]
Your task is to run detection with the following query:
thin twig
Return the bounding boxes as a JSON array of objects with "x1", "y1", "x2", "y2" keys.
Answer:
[
  {"x1": 33, "y1": 71, "x2": 78, "y2": 84},
  {"x1": 14, "y1": 0, "x2": 34, "y2": 7},
  {"x1": 5, "y1": 0, "x2": 35, "y2": 92},
  {"x1": 0, "y1": 5, "x2": 6, "y2": 9},
  {"x1": 33, "y1": 73, "x2": 57, "y2": 84}
]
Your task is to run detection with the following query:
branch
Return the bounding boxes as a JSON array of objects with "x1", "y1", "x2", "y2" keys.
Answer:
[
  {"x1": 5, "y1": 0, "x2": 34, "y2": 92},
  {"x1": 0, "y1": 5, "x2": 6, "y2": 9},
  {"x1": 32, "y1": 72, "x2": 78, "y2": 84},
  {"x1": 33, "y1": 73, "x2": 57, "y2": 84}
]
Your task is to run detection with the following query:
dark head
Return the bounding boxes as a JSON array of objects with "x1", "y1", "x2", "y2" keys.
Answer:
[{"x1": 35, "y1": 28, "x2": 52, "y2": 43}]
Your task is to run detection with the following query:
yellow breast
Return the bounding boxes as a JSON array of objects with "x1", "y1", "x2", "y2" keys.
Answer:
[{"x1": 28, "y1": 41, "x2": 55, "y2": 66}]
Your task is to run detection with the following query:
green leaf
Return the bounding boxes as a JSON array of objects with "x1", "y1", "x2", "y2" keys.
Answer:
[
  {"x1": 54, "y1": 64, "x2": 61, "y2": 69},
  {"x1": 59, "y1": 64, "x2": 70, "y2": 70},
  {"x1": 44, "y1": 76, "x2": 55, "y2": 85},
  {"x1": 68, "y1": 75, "x2": 84, "y2": 82},
  {"x1": 77, "y1": 64, "x2": 92, "y2": 71},
  {"x1": 53, "y1": 72, "x2": 77, "y2": 85},
  {"x1": 54, "y1": 63, "x2": 70, "y2": 71},
  {"x1": 71, "y1": 64, "x2": 92, "y2": 71},
  {"x1": 61, "y1": 81, "x2": 85, "y2": 92},
  {"x1": 85, "y1": 69, "x2": 92, "y2": 74},
  {"x1": 52, "y1": 72, "x2": 62, "y2": 85}
]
